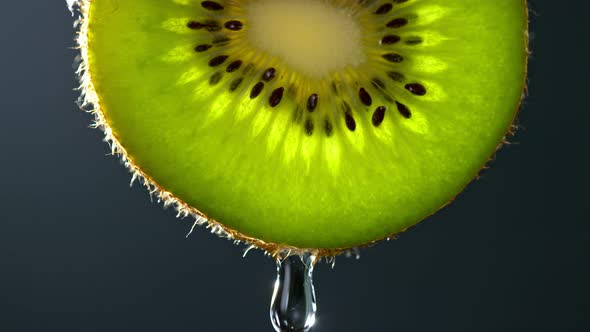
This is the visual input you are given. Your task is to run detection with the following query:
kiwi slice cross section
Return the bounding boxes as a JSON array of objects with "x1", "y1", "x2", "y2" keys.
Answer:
[{"x1": 78, "y1": 0, "x2": 528, "y2": 256}]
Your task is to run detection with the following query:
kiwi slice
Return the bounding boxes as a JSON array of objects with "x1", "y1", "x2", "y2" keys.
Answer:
[{"x1": 76, "y1": 0, "x2": 528, "y2": 256}]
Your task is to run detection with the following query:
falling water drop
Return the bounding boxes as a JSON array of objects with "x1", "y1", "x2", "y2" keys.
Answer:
[{"x1": 270, "y1": 254, "x2": 317, "y2": 332}]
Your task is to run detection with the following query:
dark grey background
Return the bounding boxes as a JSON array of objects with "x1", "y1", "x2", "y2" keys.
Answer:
[{"x1": 0, "y1": 1, "x2": 588, "y2": 331}]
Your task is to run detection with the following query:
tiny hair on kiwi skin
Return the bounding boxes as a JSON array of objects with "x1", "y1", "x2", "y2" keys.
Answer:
[{"x1": 73, "y1": 0, "x2": 529, "y2": 258}]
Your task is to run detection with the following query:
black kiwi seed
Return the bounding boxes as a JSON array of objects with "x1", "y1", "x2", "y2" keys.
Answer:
[
  {"x1": 224, "y1": 20, "x2": 243, "y2": 31},
  {"x1": 250, "y1": 82, "x2": 264, "y2": 99},
  {"x1": 358, "y1": 88, "x2": 372, "y2": 106},
  {"x1": 324, "y1": 120, "x2": 333, "y2": 137},
  {"x1": 187, "y1": 20, "x2": 221, "y2": 32},
  {"x1": 386, "y1": 18, "x2": 408, "y2": 28},
  {"x1": 195, "y1": 44, "x2": 212, "y2": 52},
  {"x1": 372, "y1": 106, "x2": 386, "y2": 127},
  {"x1": 405, "y1": 37, "x2": 423, "y2": 45},
  {"x1": 269, "y1": 87, "x2": 285, "y2": 107},
  {"x1": 383, "y1": 53, "x2": 404, "y2": 63},
  {"x1": 209, "y1": 72, "x2": 223, "y2": 85},
  {"x1": 212, "y1": 36, "x2": 231, "y2": 45},
  {"x1": 395, "y1": 101, "x2": 411, "y2": 118},
  {"x1": 375, "y1": 3, "x2": 393, "y2": 15},
  {"x1": 372, "y1": 78, "x2": 386, "y2": 89},
  {"x1": 304, "y1": 118, "x2": 314, "y2": 136},
  {"x1": 201, "y1": 1, "x2": 224, "y2": 11},
  {"x1": 229, "y1": 77, "x2": 243, "y2": 92},
  {"x1": 187, "y1": 21, "x2": 201, "y2": 29},
  {"x1": 405, "y1": 83, "x2": 427, "y2": 96},
  {"x1": 344, "y1": 112, "x2": 357, "y2": 131},
  {"x1": 262, "y1": 68, "x2": 277, "y2": 81},
  {"x1": 387, "y1": 71, "x2": 405, "y2": 82},
  {"x1": 186, "y1": 21, "x2": 221, "y2": 31},
  {"x1": 307, "y1": 94, "x2": 318, "y2": 112},
  {"x1": 381, "y1": 35, "x2": 401, "y2": 45},
  {"x1": 226, "y1": 60, "x2": 242, "y2": 72},
  {"x1": 208, "y1": 55, "x2": 228, "y2": 67}
]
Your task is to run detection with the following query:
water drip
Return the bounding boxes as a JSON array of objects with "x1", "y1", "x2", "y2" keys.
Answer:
[{"x1": 270, "y1": 254, "x2": 317, "y2": 332}]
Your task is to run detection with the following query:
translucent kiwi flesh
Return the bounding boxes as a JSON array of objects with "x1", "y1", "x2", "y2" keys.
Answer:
[{"x1": 77, "y1": 0, "x2": 528, "y2": 255}]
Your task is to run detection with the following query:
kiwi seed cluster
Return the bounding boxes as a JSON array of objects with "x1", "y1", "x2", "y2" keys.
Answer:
[{"x1": 188, "y1": 0, "x2": 428, "y2": 137}]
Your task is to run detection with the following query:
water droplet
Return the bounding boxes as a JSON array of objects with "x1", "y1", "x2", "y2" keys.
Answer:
[{"x1": 270, "y1": 254, "x2": 317, "y2": 332}]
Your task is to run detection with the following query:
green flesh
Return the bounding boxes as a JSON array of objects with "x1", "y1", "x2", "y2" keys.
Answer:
[{"x1": 85, "y1": 0, "x2": 528, "y2": 249}]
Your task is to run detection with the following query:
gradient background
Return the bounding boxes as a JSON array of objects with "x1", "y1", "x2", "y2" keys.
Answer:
[{"x1": 1, "y1": 1, "x2": 588, "y2": 331}]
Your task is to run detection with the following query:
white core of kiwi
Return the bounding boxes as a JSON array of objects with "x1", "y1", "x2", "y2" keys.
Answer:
[{"x1": 246, "y1": 0, "x2": 365, "y2": 78}]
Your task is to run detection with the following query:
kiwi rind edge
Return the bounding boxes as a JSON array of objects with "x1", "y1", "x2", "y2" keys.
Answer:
[{"x1": 72, "y1": 0, "x2": 530, "y2": 259}]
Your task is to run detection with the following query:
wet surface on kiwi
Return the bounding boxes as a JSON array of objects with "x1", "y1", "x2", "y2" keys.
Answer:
[
  {"x1": 185, "y1": 0, "x2": 429, "y2": 136},
  {"x1": 84, "y1": 0, "x2": 528, "y2": 251}
]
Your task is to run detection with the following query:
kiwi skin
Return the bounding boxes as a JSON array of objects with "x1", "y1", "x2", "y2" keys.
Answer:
[{"x1": 73, "y1": 0, "x2": 529, "y2": 258}]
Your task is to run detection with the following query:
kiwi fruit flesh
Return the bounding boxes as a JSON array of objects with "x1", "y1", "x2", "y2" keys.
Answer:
[{"x1": 78, "y1": 0, "x2": 528, "y2": 255}]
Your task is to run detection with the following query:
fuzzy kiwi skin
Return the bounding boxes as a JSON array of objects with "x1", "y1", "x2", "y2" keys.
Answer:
[{"x1": 82, "y1": 0, "x2": 529, "y2": 252}]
